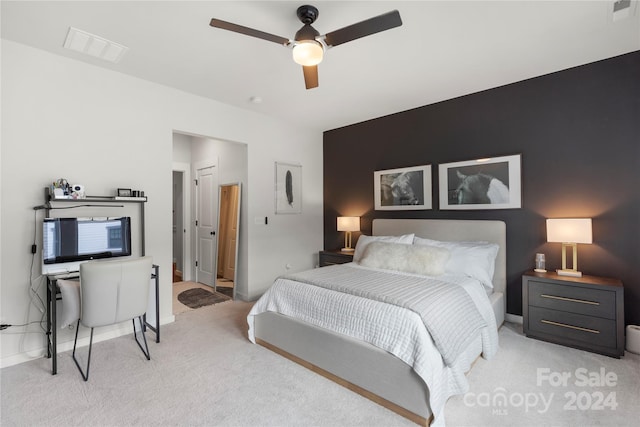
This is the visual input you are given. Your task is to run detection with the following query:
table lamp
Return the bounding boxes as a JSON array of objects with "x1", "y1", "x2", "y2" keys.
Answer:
[
  {"x1": 337, "y1": 216, "x2": 360, "y2": 252},
  {"x1": 546, "y1": 218, "x2": 592, "y2": 277}
]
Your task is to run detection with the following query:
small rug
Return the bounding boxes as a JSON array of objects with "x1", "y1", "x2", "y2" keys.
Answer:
[{"x1": 177, "y1": 288, "x2": 230, "y2": 309}]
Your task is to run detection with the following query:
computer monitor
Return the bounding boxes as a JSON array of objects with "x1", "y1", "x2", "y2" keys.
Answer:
[{"x1": 41, "y1": 216, "x2": 132, "y2": 275}]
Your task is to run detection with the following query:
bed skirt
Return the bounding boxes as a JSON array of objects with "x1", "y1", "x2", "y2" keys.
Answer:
[
  {"x1": 253, "y1": 291, "x2": 504, "y2": 426},
  {"x1": 254, "y1": 310, "x2": 434, "y2": 424}
]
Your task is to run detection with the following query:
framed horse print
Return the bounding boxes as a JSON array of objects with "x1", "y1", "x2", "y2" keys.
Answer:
[
  {"x1": 438, "y1": 154, "x2": 522, "y2": 210},
  {"x1": 374, "y1": 165, "x2": 432, "y2": 210}
]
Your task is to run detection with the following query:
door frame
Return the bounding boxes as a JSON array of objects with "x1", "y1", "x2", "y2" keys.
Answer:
[
  {"x1": 216, "y1": 182, "x2": 241, "y2": 298},
  {"x1": 172, "y1": 162, "x2": 192, "y2": 281}
]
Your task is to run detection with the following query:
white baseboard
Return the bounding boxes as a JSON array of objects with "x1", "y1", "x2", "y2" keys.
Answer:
[
  {"x1": 0, "y1": 315, "x2": 175, "y2": 369},
  {"x1": 505, "y1": 313, "x2": 523, "y2": 325}
]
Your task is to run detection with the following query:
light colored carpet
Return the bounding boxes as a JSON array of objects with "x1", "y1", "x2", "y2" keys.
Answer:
[
  {"x1": 0, "y1": 301, "x2": 414, "y2": 427},
  {"x1": 446, "y1": 322, "x2": 640, "y2": 426},
  {"x1": 1, "y1": 301, "x2": 638, "y2": 426}
]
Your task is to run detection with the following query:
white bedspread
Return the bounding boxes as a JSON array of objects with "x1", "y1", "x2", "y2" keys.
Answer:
[
  {"x1": 282, "y1": 264, "x2": 488, "y2": 366},
  {"x1": 247, "y1": 263, "x2": 498, "y2": 426}
]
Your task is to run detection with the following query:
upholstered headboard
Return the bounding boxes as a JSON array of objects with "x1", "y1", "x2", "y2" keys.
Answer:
[{"x1": 372, "y1": 219, "x2": 507, "y2": 299}]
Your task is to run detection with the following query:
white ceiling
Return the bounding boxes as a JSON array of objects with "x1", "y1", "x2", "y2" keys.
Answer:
[{"x1": 2, "y1": 1, "x2": 639, "y2": 132}]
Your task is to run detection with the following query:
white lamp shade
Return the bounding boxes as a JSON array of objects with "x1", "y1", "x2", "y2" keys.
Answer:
[
  {"x1": 546, "y1": 218, "x2": 592, "y2": 244},
  {"x1": 337, "y1": 216, "x2": 360, "y2": 232},
  {"x1": 292, "y1": 41, "x2": 323, "y2": 66}
]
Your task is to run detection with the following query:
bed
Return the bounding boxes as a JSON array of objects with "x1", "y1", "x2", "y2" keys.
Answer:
[{"x1": 248, "y1": 219, "x2": 506, "y2": 426}]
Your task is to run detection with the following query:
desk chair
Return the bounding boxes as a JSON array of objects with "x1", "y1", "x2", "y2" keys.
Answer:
[{"x1": 72, "y1": 256, "x2": 153, "y2": 381}]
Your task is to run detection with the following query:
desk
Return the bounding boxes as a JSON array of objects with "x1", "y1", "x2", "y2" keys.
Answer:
[{"x1": 45, "y1": 264, "x2": 160, "y2": 375}]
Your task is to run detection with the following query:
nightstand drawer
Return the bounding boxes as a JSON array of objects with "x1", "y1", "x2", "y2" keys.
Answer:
[
  {"x1": 319, "y1": 251, "x2": 353, "y2": 267},
  {"x1": 528, "y1": 280, "x2": 616, "y2": 319},
  {"x1": 528, "y1": 306, "x2": 617, "y2": 349},
  {"x1": 523, "y1": 271, "x2": 624, "y2": 358}
]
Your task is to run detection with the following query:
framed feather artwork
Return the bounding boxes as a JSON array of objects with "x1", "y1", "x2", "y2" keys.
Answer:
[{"x1": 275, "y1": 162, "x2": 302, "y2": 214}]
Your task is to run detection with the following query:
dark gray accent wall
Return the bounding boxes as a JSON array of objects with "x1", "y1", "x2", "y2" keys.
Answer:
[{"x1": 323, "y1": 51, "x2": 640, "y2": 325}]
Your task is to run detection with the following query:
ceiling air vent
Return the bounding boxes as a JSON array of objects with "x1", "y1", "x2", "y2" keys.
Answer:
[{"x1": 63, "y1": 27, "x2": 128, "y2": 63}]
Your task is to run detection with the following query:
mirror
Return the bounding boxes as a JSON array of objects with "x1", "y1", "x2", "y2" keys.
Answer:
[{"x1": 215, "y1": 182, "x2": 241, "y2": 299}]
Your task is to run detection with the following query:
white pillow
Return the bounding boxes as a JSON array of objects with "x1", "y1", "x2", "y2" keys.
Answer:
[
  {"x1": 359, "y1": 241, "x2": 450, "y2": 276},
  {"x1": 57, "y1": 279, "x2": 81, "y2": 329},
  {"x1": 353, "y1": 233, "x2": 415, "y2": 263},
  {"x1": 413, "y1": 237, "x2": 499, "y2": 288}
]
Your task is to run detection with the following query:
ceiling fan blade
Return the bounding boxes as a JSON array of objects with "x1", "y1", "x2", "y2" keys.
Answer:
[
  {"x1": 302, "y1": 65, "x2": 319, "y2": 90},
  {"x1": 210, "y1": 18, "x2": 291, "y2": 46},
  {"x1": 323, "y1": 10, "x2": 402, "y2": 47}
]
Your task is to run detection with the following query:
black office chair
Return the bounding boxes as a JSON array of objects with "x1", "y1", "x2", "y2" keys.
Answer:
[{"x1": 72, "y1": 256, "x2": 153, "y2": 381}]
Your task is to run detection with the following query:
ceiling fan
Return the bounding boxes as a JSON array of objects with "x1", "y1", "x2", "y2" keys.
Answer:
[{"x1": 210, "y1": 5, "x2": 402, "y2": 90}]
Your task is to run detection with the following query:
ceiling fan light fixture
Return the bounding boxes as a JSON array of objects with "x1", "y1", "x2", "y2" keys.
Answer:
[
  {"x1": 292, "y1": 40, "x2": 323, "y2": 66},
  {"x1": 210, "y1": 5, "x2": 402, "y2": 89}
]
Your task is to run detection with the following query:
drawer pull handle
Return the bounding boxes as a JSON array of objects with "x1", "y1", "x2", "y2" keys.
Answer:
[
  {"x1": 540, "y1": 294, "x2": 599, "y2": 306},
  {"x1": 540, "y1": 319, "x2": 600, "y2": 334}
]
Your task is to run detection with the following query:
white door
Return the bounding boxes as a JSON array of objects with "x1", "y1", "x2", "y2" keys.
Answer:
[{"x1": 196, "y1": 166, "x2": 217, "y2": 287}]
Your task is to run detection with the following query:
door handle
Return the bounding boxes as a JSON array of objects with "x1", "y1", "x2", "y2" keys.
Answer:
[{"x1": 210, "y1": 231, "x2": 215, "y2": 235}]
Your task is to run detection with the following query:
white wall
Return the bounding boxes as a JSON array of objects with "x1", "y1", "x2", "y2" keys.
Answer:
[
  {"x1": 0, "y1": 40, "x2": 323, "y2": 367},
  {"x1": 172, "y1": 133, "x2": 192, "y2": 164}
]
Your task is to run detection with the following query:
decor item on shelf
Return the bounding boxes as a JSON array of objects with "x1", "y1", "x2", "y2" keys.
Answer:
[
  {"x1": 51, "y1": 178, "x2": 71, "y2": 199},
  {"x1": 438, "y1": 154, "x2": 522, "y2": 210},
  {"x1": 534, "y1": 253, "x2": 546, "y2": 273},
  {"x1": 337, "y1": 216, "x2": 360, "y2": 252},
  {"x1": 71, "y1": 184, "x2": 85, "y2": 199},
  {"x1": 275, "y1": 162, "x2": 302, "y2": 214},
  {"x1": 546, "y1": 218, "x2": 592, "y2": 277},
  {"x1": 374, "y1": 164, "x2": 432, "y2": 211},
  {"x1": 117, "y1": 188, "x2": 132, "y2": 197}
]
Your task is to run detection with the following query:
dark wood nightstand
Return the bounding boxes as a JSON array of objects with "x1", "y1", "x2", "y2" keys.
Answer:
[
  {"x1": 319, "y1": 250, "x2": 354, "y2": 267},
  {"x1": 522, "y1": 270, "x2": 624, "y2": 358}
]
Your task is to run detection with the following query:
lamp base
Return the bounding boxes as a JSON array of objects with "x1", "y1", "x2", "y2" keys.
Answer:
[
  {"x1": 557, "y1": 269, "x2": 582, "y2": 278},
  {"x1": 341, "y1": 247, "x2": 354, "y2": 252}
]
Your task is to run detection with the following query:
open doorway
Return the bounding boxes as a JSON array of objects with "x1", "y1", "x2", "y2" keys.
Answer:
[
  {"x1": 172, "y1": 131, "x2": 247, "y2": 314},
  {"x1": 172, "y1": 160, "x2": 191, "y2": 285},
  {"x1": 172, "y1": 170, "x2": 184, "y2": 283}
]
